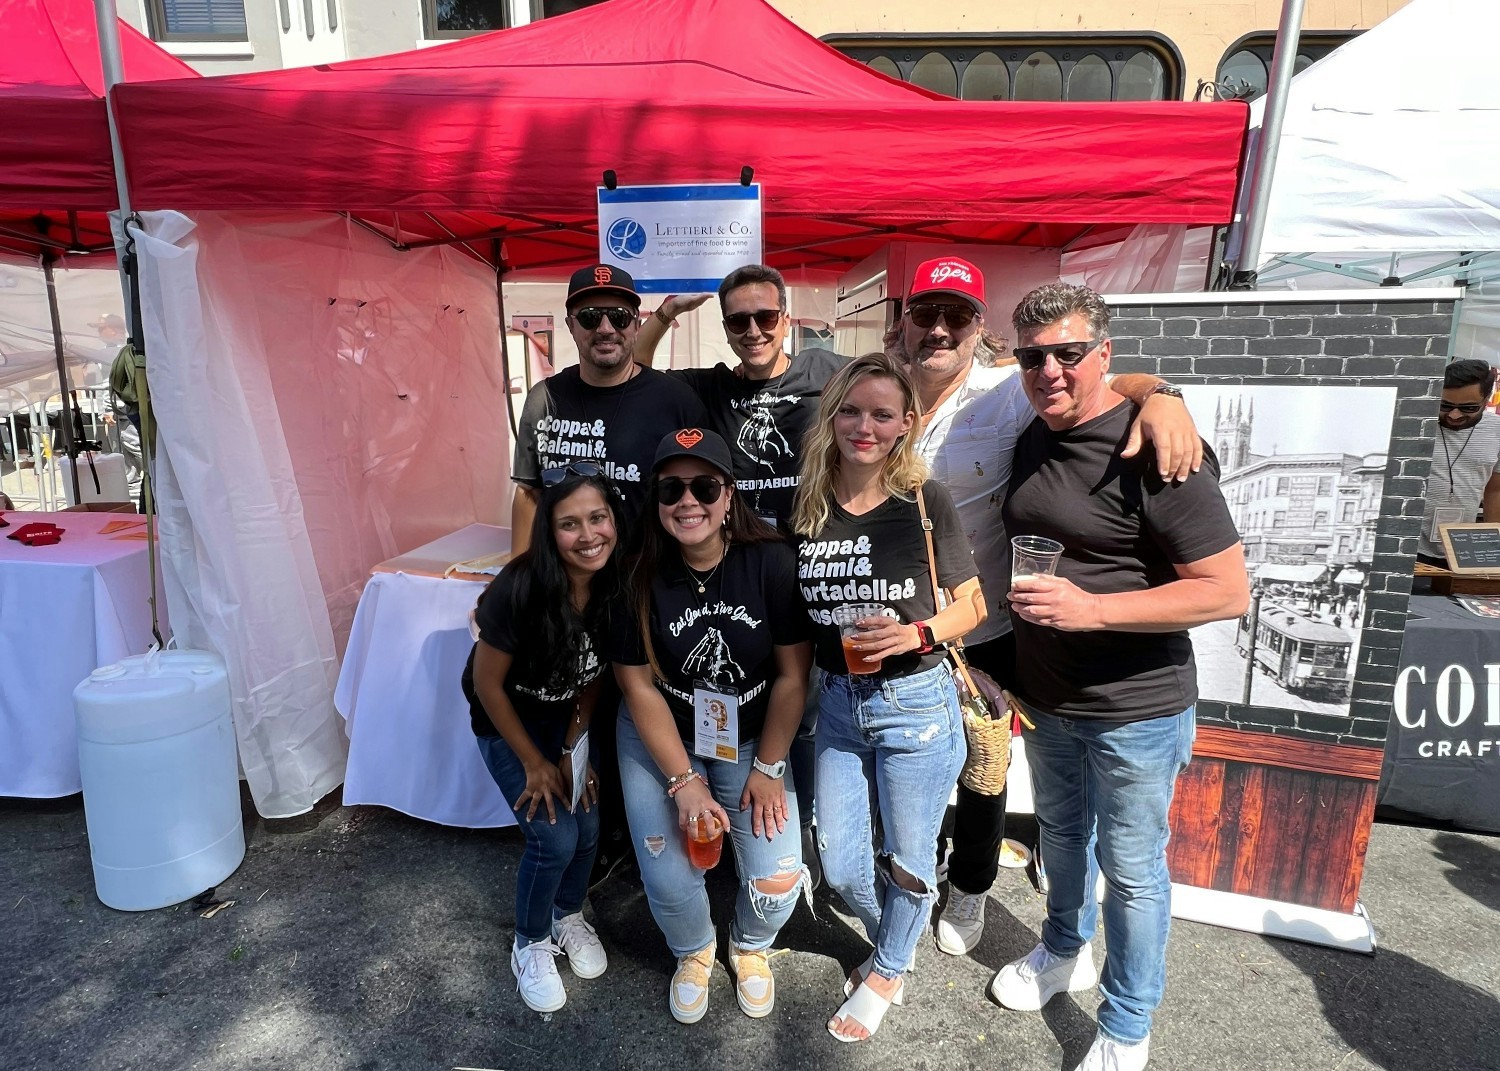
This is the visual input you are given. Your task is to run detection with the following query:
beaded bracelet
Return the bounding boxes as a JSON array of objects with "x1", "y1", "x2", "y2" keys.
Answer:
[{"x1": 665, "y1": 770, "x2": 702, "y2": 798}]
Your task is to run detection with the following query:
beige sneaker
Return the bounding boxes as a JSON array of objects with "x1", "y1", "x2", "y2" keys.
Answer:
[
  {"x1": 670, "y1": 941, "x2": 716, "y2": 1024},
  {"x1": 727, "y1": 945, "x2": 775, "y2": 1018}
]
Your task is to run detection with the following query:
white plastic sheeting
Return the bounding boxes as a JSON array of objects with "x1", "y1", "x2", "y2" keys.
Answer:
[
  {"x1": 0, "y1": 255, "x2": 122, "y2": 412},
  {"x1": 133, "y1": 211, "x2": 507, "y2": 817},
  {"x1": 1061, "y1": 225, "x2": 1210, "y2": 296}
]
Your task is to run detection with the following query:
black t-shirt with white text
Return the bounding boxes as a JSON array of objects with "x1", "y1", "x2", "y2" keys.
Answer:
[
  {"x1": 670, "y1": 348, "x2": 845, "y2": 524},
  {"x1": 461, "y1": 566, "x2": 606, "y2": 738},
  {"x1": 512, "y1": 365, "x2": 708, "y2": 522},
  {"x1": 796, "y1": 480, "x2": 978, "y2": 677},
  {"x1": 1002, "y1": 401, "x2": 1241, "y2": 722},
  {"x1": 609, "y1": 540, "x2": 809, "y2": 745}
]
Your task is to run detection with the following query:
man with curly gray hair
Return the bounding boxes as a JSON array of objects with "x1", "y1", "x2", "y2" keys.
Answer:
[{"x1": 993, "y1": 282, "x2": 1249, "y2": 1071}]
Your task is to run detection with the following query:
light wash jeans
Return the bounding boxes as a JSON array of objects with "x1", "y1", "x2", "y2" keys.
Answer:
[
  {"x1": 816, "y1": 662, "x2": 966, "y2": 980},
  {"x1": 476, "y1": 729, "x2": 599, "y2": 947},
  {"x1": 616, "y1": 704, "x2": 806, "y2": 957},
  {"x1": 1022, "y1": 703, "x2": 1196, "y2": 1045}
]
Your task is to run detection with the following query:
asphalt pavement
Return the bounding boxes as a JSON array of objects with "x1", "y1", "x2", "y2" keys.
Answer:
[{"x1": 2, "y1": 792, "x2": 1497, "y2": 1071}]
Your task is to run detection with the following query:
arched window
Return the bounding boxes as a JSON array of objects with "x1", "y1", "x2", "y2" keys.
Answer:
[
  {"x1": 1066, "y1": 54, "x2": 1112, "y2": 101},
  {"x1": 1214, "y1": 31, "x2": 1359, "y2": 101},
  {"x1": 909, "y1": 52, "x2": 959, "y2": 97},
  {"x1": 1013, "y1": 51, "x2": 1062, "y2": 101},
  {"x1": 961, "y1": 52, "x2": 1009, "y2": 101}
]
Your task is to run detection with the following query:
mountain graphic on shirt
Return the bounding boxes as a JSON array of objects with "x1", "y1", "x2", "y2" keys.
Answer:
[{"x1": 683, "y1": 626, "x2": 744, "y2": 689}]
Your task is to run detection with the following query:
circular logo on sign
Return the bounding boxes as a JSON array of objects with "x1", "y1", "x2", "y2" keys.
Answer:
[{"x1": 606, "y1": 218, "x2": 647, "y2": 260}]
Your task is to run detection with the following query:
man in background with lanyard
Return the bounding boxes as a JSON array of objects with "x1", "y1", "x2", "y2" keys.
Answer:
[
  {"x1": 1418, "y1": 359, "x2": 1500, "y2": 563},
  {"x1": 510, "y1": 264, "x2": 706, "y2": 883},
  {"x1": 889, "y1": 256, "x2": 1206, "y2": 959}
]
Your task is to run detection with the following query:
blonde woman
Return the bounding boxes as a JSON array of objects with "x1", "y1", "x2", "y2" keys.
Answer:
[{"x1": 791, "y1": 352, "x2": 985, "y2": 1042}]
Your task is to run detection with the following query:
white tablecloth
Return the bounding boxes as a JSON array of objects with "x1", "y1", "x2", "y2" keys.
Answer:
[
  {"x1": 333, "y1": 524, "x2": 515, "y2": 828},
  {"x1": 0, "y1": 511, "x2": 167, "y2": 797}
]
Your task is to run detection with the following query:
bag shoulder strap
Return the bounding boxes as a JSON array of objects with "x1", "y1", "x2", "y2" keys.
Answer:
[{"x1": 914, "y1": 484, "x2": 981, "y2": 698}]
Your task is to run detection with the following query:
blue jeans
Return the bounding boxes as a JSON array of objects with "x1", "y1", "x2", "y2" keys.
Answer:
[
  {"x1": 617, "y1": 704, "x2": 807, "y2": 957},
  {"x1": 1022, "y1": 704, "x2": 1195, "y2": 1044},
  {"x1": 816, "y1": 663, "x2": 966, "y2": 980},
  {"x1": 477, "y1": 729, "x2": 600, "y2": 947},
  {"x1": 790, "y1": 666, "x2": 823, "y2": 831}
]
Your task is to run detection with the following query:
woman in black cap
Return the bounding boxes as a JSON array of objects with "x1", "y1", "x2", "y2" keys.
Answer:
[{"x1": 610, "y1": 428, "x2": 812, "y2": 1025}]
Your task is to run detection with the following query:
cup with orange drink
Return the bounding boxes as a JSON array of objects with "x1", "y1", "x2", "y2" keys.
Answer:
[
  {"x1": 685, "y1": 811, "x2": 724, "y2": 870},
  {"x1": 833, "y1": 603, "x2": 888, "y2": 675}
]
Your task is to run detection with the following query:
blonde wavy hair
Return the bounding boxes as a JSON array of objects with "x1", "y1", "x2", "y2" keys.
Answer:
[{"x1": 792, "y1": 352, "x2": 929, "y2": 538}]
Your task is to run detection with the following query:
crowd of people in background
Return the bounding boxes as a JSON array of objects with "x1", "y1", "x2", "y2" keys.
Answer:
[{"x1": 463, "y1": 257, "x2": 1249, "y2": 1071}]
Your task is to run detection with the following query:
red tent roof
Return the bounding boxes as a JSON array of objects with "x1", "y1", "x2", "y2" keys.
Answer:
[
  {"x1": 0, "y1": 0, "x2": 196, "y2": 255},
  {"x1": 113, "y1": 0, "x2": 1248, "y2": 272}
]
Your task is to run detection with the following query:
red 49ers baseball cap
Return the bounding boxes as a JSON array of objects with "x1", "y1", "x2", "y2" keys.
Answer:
[
  {"x1": 567, "y1": 263, "x2": 642, "y2": 310},
  {"x1": 908, "y1": 257, "x2": 986, "y2": 312}
]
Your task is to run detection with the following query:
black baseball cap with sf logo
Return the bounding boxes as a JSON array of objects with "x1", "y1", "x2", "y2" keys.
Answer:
[{"x1": 567, "y1": 263, "x2": 641, "y2": 310}]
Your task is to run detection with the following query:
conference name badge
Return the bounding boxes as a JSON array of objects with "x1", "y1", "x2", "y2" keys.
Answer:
[{"x1": 693, "y1": 685, "x2": 739, "y2": 763}]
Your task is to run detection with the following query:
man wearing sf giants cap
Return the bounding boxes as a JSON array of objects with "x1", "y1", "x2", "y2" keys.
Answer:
[
  {"x1": 511, "y1": 263, "x2": 707, "y2": 887},
  {"x1": 511, "y1": 264, "x2": 707, "y2": 550}
]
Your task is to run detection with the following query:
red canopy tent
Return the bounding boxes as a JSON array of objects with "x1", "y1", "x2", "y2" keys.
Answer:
[
  {"x1": 112, "y1": 0, "x2": 1249, "y2": 273},
  {"x1": 0, "y1": 0, "x2": 196, "y2": 256}
]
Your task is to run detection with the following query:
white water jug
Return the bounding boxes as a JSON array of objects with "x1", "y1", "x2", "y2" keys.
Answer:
[{"x1": 73, "y1": 649, "x2": 245, "y2": 910}]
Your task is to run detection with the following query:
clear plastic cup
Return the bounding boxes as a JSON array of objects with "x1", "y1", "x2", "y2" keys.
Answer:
[
  {"x1": 1011, "y1": 535, "x2": 1064, "y2": 581},
  {"x1": 685, "y1": 812, "x2": 724, "y2": 869},
  {"x1": 833, "y1": 603, "x2": 887, "y2": 675}
]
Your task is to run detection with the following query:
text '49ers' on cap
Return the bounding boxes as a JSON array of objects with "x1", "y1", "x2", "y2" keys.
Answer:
[
  {"x1": 567, "y1": 263, "x2": 642, "y2": 310},
  {"x1": 652, "y1": 428, "x2": 735, "y2": 480},
  {"x1": 908, "y1": 256, "x2": 986, "y2": 312}
]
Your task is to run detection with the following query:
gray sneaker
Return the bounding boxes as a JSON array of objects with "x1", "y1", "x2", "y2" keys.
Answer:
[{"x1": 990, "y1": 941, "x2": 1098, "y2": 1011}]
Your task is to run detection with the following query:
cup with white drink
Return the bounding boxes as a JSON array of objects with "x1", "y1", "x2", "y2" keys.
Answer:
[{"x1": 1010, "y1": 535, "x2": 1064, "y2": 582}]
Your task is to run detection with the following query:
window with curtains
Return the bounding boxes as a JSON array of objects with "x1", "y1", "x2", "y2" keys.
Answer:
[
  {"x1": 824, "y1": 34, "x2": 1182, "y2": 102},
  {"x1": 146, "y1": 0, "x2": 247, "y2": 40}
]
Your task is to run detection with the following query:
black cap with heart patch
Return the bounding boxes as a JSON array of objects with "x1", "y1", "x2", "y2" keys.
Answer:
[
  {"x1": 567, "y1": 263, "x2": 641, "y2": 310},
  {"x1": 652, "y1": 428, "x2": 734, "y2": 480}
]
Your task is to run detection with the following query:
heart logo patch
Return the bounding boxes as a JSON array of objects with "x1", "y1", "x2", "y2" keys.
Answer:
[{"x1": 675, "y1": 428, "x2": 704, "y2": 449}]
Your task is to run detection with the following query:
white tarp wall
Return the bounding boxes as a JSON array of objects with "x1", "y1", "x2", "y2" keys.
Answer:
[
  {"x1": 0, "y1": 254, "x2": 123, "y2": 411},
  {"x1": 133, "y1": 212, "x2": 507, "y2": 817}
]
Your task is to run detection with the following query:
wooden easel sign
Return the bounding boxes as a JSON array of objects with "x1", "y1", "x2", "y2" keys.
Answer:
[{"x1": 1439, "y1": 523, "x2": 1500, "y2": 574}]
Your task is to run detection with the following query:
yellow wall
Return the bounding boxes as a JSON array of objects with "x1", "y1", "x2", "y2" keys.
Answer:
[{"x1": 770, "y1": 1, "x2": 1412, "y2": 97}]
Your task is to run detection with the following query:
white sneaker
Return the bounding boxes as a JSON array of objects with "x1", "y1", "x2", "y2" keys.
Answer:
[
  {"x1": 935, "y1": 888, "x2": 987, "y2": 955},
  {"x1": 552, "y1": 912, "x2": 608, "y2": 979},
  {"x1": 669, "y1": 942, "x2": 717, "y2": 1024},
  {"x1": 990, "y1": 941, "x2": 1098, "y2": 1011},
  {"x1": 510, "y1": 938, "x2": 566, "y2": 1013},
  {"x1": 1074, "y1": 1032, "x2": 1150, "y2": 1071}
]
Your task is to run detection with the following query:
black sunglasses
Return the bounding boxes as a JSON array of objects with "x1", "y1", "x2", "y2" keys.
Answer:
[
  {"x1": 1440, "y1": 401, "x2": 1486, "y2": 414},
  {"x1": 655, "y1": 475, "x2": 728, "y2": 506},
  {"x1": 542, "y1": 461, "x2": 604, "y2": 487},
  {"x1": 1014, "y1": 339, "x2": 1106, "y2": 371},
  {"x1": 907, "y1": 303, "x2": 978, "y2": 330},
  {"x1": 571, "y1": 306, "x2": 636, "y2": 332},
  {"x1": 723, "y1": 308, "x2": 784, "y2": 335}
]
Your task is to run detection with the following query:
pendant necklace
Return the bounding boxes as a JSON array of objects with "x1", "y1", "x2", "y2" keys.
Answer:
[{"x1": 682, "y1": 547, "x2": 725, "y2": 597}]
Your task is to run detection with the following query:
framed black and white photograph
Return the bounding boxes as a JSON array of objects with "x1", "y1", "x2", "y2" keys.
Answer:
[{"x1": 1182, "y1": 384, "x2": 1399, "y2": 717}]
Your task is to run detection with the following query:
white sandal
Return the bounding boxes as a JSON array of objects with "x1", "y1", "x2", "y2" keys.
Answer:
[
  {"x1": 828, "y1": 975, "x2": 904, "y2": 1043},
  {"x1": 842, "y1": 953, "x2": 906, "y2": 1003}
]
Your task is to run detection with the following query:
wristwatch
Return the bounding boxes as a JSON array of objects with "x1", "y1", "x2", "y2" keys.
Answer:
[
  {"x1": 752, "y1": 756, "x2": 787, "y2": 779},
  {"x1": 1149, "y1": 384, "x2": 1185, "y2": 401},
  {"x1": 914, "y1": 621, "x2": 937, "y2": 655}
]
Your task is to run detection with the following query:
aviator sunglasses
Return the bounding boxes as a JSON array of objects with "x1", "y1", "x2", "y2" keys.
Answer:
[
  {"x1": 723, "y1": 308, "x2": 784, "y2": 335},
  {"x1": 1440, "y1": 401, "x2": 1486, "y2": 414},
  {"x1": 541, "y1": 461, "x2": 604, "y2": 487},
  {"x1": 906, "y1": 303, "x2": 978, "y2": 330},
  {"x1": 571, "y1": 306, "x2": 637, "y2": 332},
  {"x1": 1014, "y1": 338, "x2": 1106, "y2": 371},
  {"x1": 655, "y1": 475, "x2": 728, "y2": 506}
]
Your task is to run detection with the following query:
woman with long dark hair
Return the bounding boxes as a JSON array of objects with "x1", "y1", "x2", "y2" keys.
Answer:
[
  {"x1": 611, "y1": 428, "x2": 811, "y2": 1025},
  {"x1": 791, "y1": 352, "x2": 986, "y2": 1042},
  {"x1": 462, "y1": 467, "x2": 619, "y2": 1014}
]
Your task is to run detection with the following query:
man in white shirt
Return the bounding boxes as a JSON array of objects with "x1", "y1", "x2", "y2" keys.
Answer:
[
  {"x1": 1419, "y1": 359, "x2": 1500, "y2": 562},
  {"x1": 889, "y1": 256, "x2": 1205, "y2": 956}
]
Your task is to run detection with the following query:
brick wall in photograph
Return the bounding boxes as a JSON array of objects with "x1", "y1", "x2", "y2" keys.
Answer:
[{"x1": 1106, "y1": 293, "x2": 1456, "y2": 748}]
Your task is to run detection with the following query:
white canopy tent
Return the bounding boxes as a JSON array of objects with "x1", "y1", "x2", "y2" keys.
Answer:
[{"x1": 1066, "y1": 0, "x2": 1500, "y2": 349}]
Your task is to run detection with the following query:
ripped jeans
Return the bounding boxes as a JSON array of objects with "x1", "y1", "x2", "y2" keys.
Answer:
[
  {"x1": 816, "y1": 662, "x2": 966, "y2": 980},
  {"x1": 617, "y1": 705, "x2": 806, "y2": 957}
]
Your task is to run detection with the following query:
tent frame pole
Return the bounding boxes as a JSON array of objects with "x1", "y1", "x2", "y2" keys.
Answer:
[
  {"x1": 42, "y1": 255, "x2": 83, "y2": 505},
  {"x1": 1228, "y1": 0, "x2": 1307, "y2": 290}
]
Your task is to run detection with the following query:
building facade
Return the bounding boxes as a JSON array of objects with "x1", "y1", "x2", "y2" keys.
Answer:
[{"x1": 121, "y1": 1, "x2": 1411, "y2": 94}]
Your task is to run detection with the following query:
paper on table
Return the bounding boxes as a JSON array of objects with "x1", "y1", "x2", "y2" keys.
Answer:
[{"x1": 569, "y1": 730, "x2": 590, "y2": 813}]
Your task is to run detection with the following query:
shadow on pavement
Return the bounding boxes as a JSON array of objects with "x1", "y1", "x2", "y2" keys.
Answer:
[{"x1": 1431, "y1": 831, "x2": 1500, "y2": 915}]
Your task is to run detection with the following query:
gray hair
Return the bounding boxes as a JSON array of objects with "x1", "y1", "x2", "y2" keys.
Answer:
[
  {"x1": 719, "y1": 264, "x2": 787, "y2": 314},
  {"x1": 1011, "y1": 283, "x2": 1111, "y2": 340}
]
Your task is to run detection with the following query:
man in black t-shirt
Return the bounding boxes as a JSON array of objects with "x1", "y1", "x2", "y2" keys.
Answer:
[
  {"x1": 993, "y1": 284, "x2": 1248, "y2": 1071},
  {"x1": 511, "y1": 264, "x2": 707, "y2": 552}
]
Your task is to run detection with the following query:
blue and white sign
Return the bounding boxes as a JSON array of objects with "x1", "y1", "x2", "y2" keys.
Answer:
[{"x1": 597, "y1": 183, "x2": 763, "y2": 293}]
